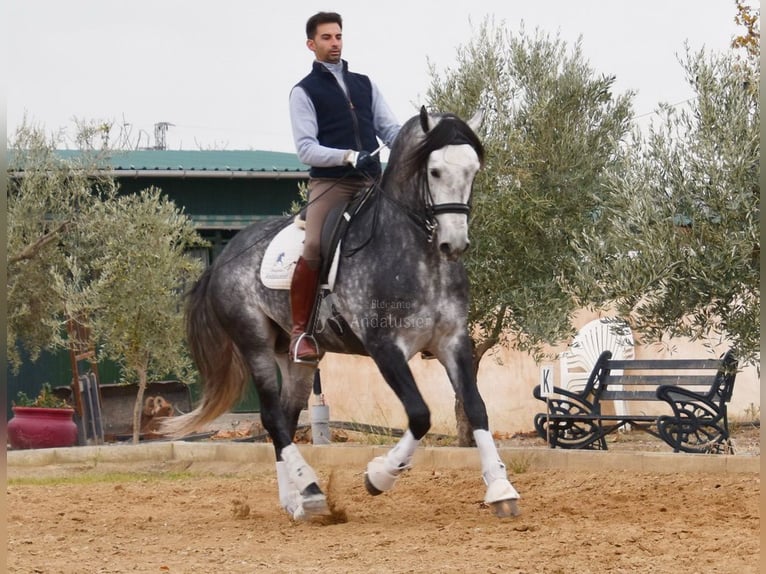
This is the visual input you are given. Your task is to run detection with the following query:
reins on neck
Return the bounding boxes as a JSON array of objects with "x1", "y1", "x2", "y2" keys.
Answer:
[
  {"x1": 377, "y1": 186, "x2": 438, "y2": 241},
  {"x1": 375, "y1": 161, "x2": 474, "y2": 244}
]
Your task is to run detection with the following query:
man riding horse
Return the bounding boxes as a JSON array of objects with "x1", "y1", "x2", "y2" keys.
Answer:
[
  {"x1": 288, "y1": 11, "x2": 400, "y2": 363},
  {"x1": 162, "y1": 12, "x2": 521, "y2": 521}
]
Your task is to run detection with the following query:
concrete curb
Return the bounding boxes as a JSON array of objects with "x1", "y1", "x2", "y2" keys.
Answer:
[{"x1": 6, "y1": 442, "x2": 760, "y2": 474}]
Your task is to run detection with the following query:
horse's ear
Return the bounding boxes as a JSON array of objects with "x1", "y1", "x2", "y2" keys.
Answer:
[
  {"x1": 419, "y1": 105, "x2": 432, "y2": 133},
  {"x1": 467, "y1": 109, "x2": 484, "y2": 133}
]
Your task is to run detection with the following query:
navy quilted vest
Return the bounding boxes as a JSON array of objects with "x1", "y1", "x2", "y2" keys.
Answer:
[{"x1": 297, "y1": 60, "x2": 381, "y2": 178}]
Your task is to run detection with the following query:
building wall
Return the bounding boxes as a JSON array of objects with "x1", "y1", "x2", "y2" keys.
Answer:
[
  {"x1": 314, "y1": 310, "x2": 760, "y2": 436},
  {"x1": 116, "y1": 177, "x2": 302, "y2": 219}
]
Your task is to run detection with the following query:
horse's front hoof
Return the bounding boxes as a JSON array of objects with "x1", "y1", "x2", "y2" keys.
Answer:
[
  {"x1": 300, "y1": 484, "x2": 330, "y2": 517},
  {"x1": 364, "y1": 455, "x2": 407, "y2": 495},
  {"x1": 364, "y1": 473, "x2": 384, "y2": 496},
  {"x1": 490, "y1": 499, "x2": 521, "y2": 518},
  {"x1": 301, "y1": 494, "x2": 329, "y2": 517}
]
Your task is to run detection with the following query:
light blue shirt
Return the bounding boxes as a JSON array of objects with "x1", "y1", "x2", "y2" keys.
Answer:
[{"x1": 289, "y1": 60, "x2": 401, "y2": 168}]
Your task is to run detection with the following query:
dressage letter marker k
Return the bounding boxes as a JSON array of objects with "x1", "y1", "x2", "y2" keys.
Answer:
[{"x1": 540, "y1": 365, "x2": 553, "y2": 398}]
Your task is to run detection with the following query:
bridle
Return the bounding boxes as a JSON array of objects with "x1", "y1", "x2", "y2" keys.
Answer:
[
  {"x1": 376, "y1": 167, "x2": 474, "y2": 243},
  {"x1": 368, "y1": 125, "x2": 479, "y2": 243},
  {"x1": 423, "y1": 183, "x2": 472, "y2": 242}
]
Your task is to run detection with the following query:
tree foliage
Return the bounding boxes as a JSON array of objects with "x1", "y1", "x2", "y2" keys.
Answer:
[
  {"x1": 426, "y1": 19, "x2": 634, "y2": 363},
  {"x1": 732, "y1": 0, "x2": 759, "y2": 59},
  {"x1": 82, "y1": 187, "x2": 204, "y2": 442},
  {"x1": 7, "y1": 119, "x2": 206, "y2": 441},
  {"x1": 570, "y1": 43, "x2": 760, "y2": 364},
  {"x1": 7, "y1": 122, "x2": 117, "y2": 368}
]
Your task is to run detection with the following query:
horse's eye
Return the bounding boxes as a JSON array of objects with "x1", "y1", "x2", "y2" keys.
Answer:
[{"x1": 429, "y1": 169, "x2": 441, "y2": 179}]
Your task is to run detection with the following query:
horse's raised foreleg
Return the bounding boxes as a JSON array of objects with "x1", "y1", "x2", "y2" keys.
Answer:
[
  {"x1": 364, "y1": 345, "x2": 430, "y2": 495},
  {"x1": 440, "y1": 336, "x2": 521, "y2": 517},
  {"x1": 364, "y1": 429, "x2": 420, "y2": 495}
]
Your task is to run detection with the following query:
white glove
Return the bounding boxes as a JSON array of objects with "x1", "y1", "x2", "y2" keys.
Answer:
[{"x1": 343, "y1": 150, "x2": 374, "y2": 169}]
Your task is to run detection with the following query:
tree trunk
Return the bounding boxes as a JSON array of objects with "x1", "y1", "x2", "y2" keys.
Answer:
[
  {"x1": 131, "y1": 367, "x2": 149, "y2": 444},
  {"x1": 454, "y1": 397, "x2": 474, "y2": 447}
]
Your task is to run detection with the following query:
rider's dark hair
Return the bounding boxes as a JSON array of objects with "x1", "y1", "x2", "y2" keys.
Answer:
[{"x1": 306, "y1": 12, "x2": 343, "y2": 39}]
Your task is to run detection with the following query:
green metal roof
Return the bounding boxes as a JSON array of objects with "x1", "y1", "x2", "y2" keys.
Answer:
[
  {"x1": 112, "y1": 150, "x2": 307, "y2": 172},
  {"x1": 17, "y1": 149, "x2": 309, "y2": 176}
]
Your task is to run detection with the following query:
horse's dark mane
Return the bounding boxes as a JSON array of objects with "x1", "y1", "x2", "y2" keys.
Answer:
[{"x1": 387, "y1": 112, "x2": 484, "y2": 186}]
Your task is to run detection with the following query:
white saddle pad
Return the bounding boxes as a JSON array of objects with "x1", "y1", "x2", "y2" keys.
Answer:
[{"x1": 260, "y1": 220, "x2": 341, "y2": 291}]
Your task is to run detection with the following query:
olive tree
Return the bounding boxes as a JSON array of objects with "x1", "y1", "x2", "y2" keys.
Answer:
[
  {"x1": 425, "y1": 20, "x2": 634, "y2": 442},
  {"x1": 428, "y1": 20, "x2": 633, "y2": 363},
  {"x1": 570, "y1": 44, "x2": 760, "y2": 365},
  {"x1": 79, "y1": 187, "x2": 204, "y2": 443},
  {"x1": 7, "y1": 121, "x2": 117, "y2": 369},
  {"x1": 8, "y1": 119, "x2": 206, "y2": 442}
]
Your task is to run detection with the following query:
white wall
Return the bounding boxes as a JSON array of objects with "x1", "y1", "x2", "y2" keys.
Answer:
[{"x1": 313, "y1": 311, "x2": 760, "y2": 435}]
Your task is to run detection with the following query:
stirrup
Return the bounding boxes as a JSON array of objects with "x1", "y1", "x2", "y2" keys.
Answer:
[{"x1": 292, "y1": 332, "x2": 319, "y2": 365}]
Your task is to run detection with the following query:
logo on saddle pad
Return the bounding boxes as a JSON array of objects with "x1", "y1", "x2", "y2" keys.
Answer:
[{"x1": 260, "y1": 219, "x2": 340, "y2": 290}]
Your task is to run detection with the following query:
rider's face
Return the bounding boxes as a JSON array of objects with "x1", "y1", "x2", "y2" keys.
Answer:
[{"x1": 307, "y1": 22, "x2": 342, "y2": 64}]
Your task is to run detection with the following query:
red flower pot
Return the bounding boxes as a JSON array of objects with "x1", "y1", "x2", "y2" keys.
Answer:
[{"x1": 7, "y1": 406, "x2": 78, "y2": 449}]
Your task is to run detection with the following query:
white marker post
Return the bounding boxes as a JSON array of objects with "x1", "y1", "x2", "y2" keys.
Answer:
[{"x1": 539, "y1": 365, "x2": 554, "y2": 447}]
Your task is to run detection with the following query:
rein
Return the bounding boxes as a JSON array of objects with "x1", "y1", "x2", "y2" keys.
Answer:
[
  {"x1": 350, "y1": 114, "x2": 479, "y2": 245},
  {"x1": 378, "y1": 189, "x2": 437, "y2": 241},
  {"x1": 376, "y1": 174, "x2": 473, "y2": 243}
]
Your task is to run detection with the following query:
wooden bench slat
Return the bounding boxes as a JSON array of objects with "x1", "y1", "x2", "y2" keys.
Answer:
[
  {"x1": 543, "y1": 413, "x2": 657, "y2": 422},
  {"x1": 607, "y1": 374, "x2": 715, "y2": 386},
  {"x1": 601, "y1": 390, "x2": 660, "y2": 401},
  {"x1": 607, "y1": 359, "x2": 722, "y2": 370}
]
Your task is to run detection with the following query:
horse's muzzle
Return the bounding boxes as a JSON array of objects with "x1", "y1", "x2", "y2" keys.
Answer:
[
  {"x1": 439, "y1": 239, "x2": 470, "y2": 260},
  {"x1": 433, "y1": 213, "x2": 470, "y2": 260}
]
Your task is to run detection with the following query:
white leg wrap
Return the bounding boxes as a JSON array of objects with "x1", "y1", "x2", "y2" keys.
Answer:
[
  {"x1": 474, "y1": 429, "x2": 520, "y2": 504},
  {"x1": 280, "y1": 444, "x2": 320, "y2": 492},
  {"x1": 275, "y1": 461, "x2": 305, "y2": 521},
  {"x1": 366, "y1": 430, "x2": 420, "y2": 493},
  {"x1": 278, "y1": 445, "x2": 328, "y2": 519}
]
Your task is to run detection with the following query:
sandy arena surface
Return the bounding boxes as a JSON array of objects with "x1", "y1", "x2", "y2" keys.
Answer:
[{"x1": 7, "y1": 424, "x2": 761, "y2": 574}]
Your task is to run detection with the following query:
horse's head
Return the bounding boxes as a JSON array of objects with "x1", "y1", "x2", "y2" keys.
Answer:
[{"x1": 391, "y1": 106, "x2": 484, "y2": 260}]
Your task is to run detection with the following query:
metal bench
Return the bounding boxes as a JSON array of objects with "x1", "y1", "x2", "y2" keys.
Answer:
[{"x1": 533, "y1": 350, "x2": 738, "y2": 453}]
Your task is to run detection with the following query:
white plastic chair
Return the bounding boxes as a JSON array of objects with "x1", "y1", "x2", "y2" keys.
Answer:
[{"x1": 559, "y1": 318, "x2": 635, "y2": 424}]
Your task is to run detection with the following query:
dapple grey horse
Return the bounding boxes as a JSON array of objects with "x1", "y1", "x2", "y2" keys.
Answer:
[{"x1": 163, "y1": 107, "x2": 520, "y2": 520}]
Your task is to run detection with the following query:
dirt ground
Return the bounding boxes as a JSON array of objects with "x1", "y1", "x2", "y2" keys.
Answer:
[{"x1": 7, "y1": 425, "x2": 761, "y2": 574}]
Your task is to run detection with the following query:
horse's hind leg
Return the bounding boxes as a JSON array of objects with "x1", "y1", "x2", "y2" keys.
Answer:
[
  {"x1": 274, "y1": 354, "x2": 316, "y2": 437},
  {"x1": 439, "y1": 334, "x2": 521, "y2": 517},
  {"x1": 245, "y1": 344, "x2": 328, "y2": 520}
]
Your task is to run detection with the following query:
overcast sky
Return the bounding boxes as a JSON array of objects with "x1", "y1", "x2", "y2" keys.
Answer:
[{"x1": 7, "y1": 0, "x2": 744, "y2": 152}]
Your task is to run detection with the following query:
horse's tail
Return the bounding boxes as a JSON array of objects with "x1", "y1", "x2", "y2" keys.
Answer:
[{"x1": 160, "y1": 267, "x2": 249, "y2": 438}]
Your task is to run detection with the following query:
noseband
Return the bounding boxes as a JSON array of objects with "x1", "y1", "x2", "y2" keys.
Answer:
[
  {"x1": 378, "y1": 181, "x2": 471, "y2": 243},
  {"x1": 423, "y1": 187, "x2": 472, "y2": 242}
]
